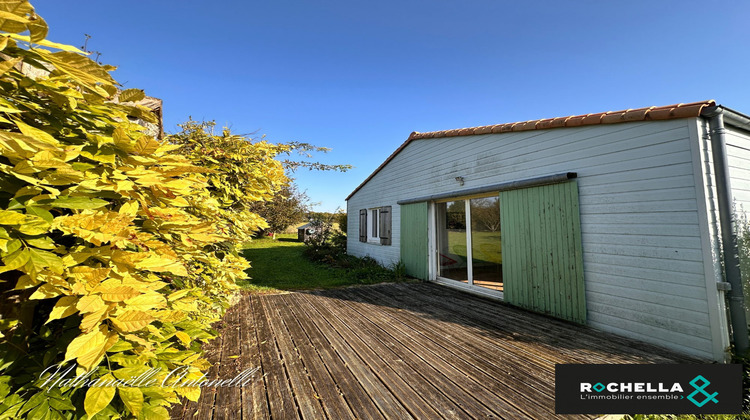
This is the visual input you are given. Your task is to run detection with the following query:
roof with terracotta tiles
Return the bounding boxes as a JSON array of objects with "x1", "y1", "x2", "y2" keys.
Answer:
[{"x1": 346, "y1": 100, "x2": 717, "y2": 201}]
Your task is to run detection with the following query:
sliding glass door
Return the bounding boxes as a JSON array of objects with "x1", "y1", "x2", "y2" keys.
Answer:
[
  {"x1": 436, "y1": 195, "x2": 502, "y2": 292},
  {"x1": 436, "y1": 200, "x2": 468, "y2": 281},
  {"x1": 469, "y1": 197, "x2": 502, "y2": 290}
]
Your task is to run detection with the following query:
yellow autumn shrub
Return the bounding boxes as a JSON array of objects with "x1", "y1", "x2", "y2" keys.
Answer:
[{"x1": 0, "y1": 2, "x2": 286, "y2": 418}]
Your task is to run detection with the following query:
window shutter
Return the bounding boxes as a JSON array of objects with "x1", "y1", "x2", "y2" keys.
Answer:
[
  {"x1": 379, "y1": 206, "x2": 391, "y2": 245},
  {"x1": 359, "y1": 209, "x2": 367, "y2": 242}
]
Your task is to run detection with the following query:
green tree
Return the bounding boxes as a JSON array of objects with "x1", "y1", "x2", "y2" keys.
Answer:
[
  {"x1": 249, "y1": 182, "x2": 309, "y2": 238},
  {"x1": 169, "y1": 120, "x2": 351, "y2": 240}
]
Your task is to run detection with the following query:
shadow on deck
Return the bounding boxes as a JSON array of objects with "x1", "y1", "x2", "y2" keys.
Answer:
[{"x1": 170, "y1": 282, "x2": 702, "y2": 419}]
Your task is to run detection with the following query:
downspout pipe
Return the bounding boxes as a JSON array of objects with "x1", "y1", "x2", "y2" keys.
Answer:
[{"x1": 703, "y1": 106, "x2": 750, "y2": 355}]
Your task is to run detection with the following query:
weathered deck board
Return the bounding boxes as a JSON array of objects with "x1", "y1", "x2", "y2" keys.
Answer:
[
  {"x1": 304, "y1": 288, "x2": 520, "y2": 418},
  {"x1": 262, "y1": 295, "x2": 326, "y2": 419},
  {"x1": 279, "y1": 293, "x2": 385, "y2": 420},
  {"x1": 293, "y1": 290, "x2": 416, "y2": 419},
  {"x1": 240, "y1": 296, "x2": 268, "y2": 419},
  {"x1": 339, "y1": 286, "x2": 548, "y2": 417},
  {"x1": 296, "y1": 291, "x2": 470, "y2": 419},
  {"x1": 253, "y1": 292, "x2": 300, "y2": 419},
  {"x1": 171, "y1": 282, "x2": 703, "y2": 419},
  {"x1": 299, "y1": 290, "x2": 447, "y2": 419},
  {"x1": 272, "y1": 294, "x2": 356, "y2": 419},
  {"x1": 213, "y1": 302, "x2": 242, "y2": 420}
]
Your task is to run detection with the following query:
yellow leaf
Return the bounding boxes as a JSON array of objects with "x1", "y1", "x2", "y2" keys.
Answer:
[
  {"x1": 46, "y1": 295, "x2": 78, "y2": 323},
  {"x1": 65, "y1": 325, "x2": 107, "y2": 364},
  {"x1": 1, "y1": 247, "x2": 29, "y2": 273},
  {"x1": 80, "y1": 305, "x2": 107, "y2": 333},
  {"x1": 111, "y1": 310, "x2": 154, "y2": 332},
  {"x1": 107, "y1": 339, "x2": 133, "y2": 353},
  {"x1": 119, "y1": 387, "x2": 144, "y2": 416},
  {"x1": 31, "y1": 150, "x2": 69, "y2": 170},
  {"x1": 2, "y1": 33, "x2": 85, "y2": 53},
  {"x1": 171, "y1": 299, "x2": 198, "y2": 312},
  {"x1": 0, "y1": 11, "x2": 29, "y2": 26},
  {"x1": 69, "y1": 266, "x2": 111, "y2": 290},
  {"x1": 0, "y1": 56, "x2": 21, "y2": 77},
  {"x1": 0, "y1": 209, "x2": 25, "y2": 225},
  {"x1": 175, "y1": 386, "x2": 201, "y2": 402},
  {"x1": 174, "y1": 331, "x2": 191, "y2": 347},
  {"x1": 124, "y1": 334, "x2": 149, "y2": 347},
  {"x1": 133, "y1": 136, "x2": 161, "y2": 156},
  {"x1": 98, "y1": 285, "x2": 141, "y2": 302},
  {"x1": 0, "y1": 1, "x2": 33, "y2": 34},
  {"x1": 77, "y1": 330, "x2": 118, "y2": 370},
  {"x1": 27, "y1": 13, "x2": 48, "y2": 43},
  {"x1": 118, "y1": 88, "x2": 145, "y2": 103},
  {"x1": 135, "y1": 255, "x2": 188, "y2": 276},
  {"x1": 29, "y1": 283, "x2": 62, "y2": 300},
  {"x1": 35, "y1": 50, "x2": 116, "y2": 97},
  {"x1": 167, "y1": 289, "x2": 191, "y2": 301},
  {"x1": 0, "y1": 131, "x2": 43, "y2": 159},
  {"x1": 13, "y1": 274, "x2": 40, "y2": 290},
  {"x1": 155, "y1": 309, "x2": 186, "y2": 323},
  {"x1": 25, "y1": 235, "x2": 55, "y2": 250},
  {"x1": 118, "y1": 200, "x2": 139, "y2": 217},
  {"x1": 76, "y1": 295, "x2": 105, "y2": 314},
  {"x1": 26, "y1": 247, "x2": 62, "y2": 274},
  {"x1": 124, "y1": 293, "x2": 166, "y2": 311},
  {"x1": 14, "y1": 120, "x2": 59, "y2": 146},
  {"x1": 141, "y1": 404, "x2": 170, "y2": 420},
  {"x1": 84, "y1": 385, "x2": 115, "y2": 417},
  {"x1": 50, "y1": 195, "x2": 109, "y2": 210},
  {"x1": 17, "y1": 215, "x2": 51, "y2": 236},
  {"x1": 54, "y1": 211, "x2": 133, "y2": 246}
]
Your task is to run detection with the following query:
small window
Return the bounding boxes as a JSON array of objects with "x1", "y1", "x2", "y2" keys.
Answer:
[
  {"x1": 359, "y1": 206, "x2": 391, "y2": 245},
  {"x1": 368, "y1": 209, "x2": 380, "y2": 242}
]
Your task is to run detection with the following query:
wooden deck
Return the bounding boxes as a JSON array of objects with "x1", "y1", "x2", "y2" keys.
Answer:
[{"x1": 170, "y1": 282, "x2": 700, "y2": 419}]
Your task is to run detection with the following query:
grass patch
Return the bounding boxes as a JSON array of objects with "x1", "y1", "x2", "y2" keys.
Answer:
[{"x1": 238, "y1": 233, "x2": 408, "y2": 293}]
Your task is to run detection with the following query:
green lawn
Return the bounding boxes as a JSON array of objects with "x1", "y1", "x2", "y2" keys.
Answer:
[
  {"x1": 445, "y1": 230, "x2": 502, "y2": 265},
  {"x1": 238, "y1": 233, "x2": 407, "y2": 293}
]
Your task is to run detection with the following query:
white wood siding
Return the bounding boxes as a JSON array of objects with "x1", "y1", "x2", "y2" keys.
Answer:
[
  {"x1": 348, "y1": 119, "x2": 716, "y2": 359},
  {"x1": 726, "y1": 125, "x2": 750, "y2": 333},
  {"x1": 689, "y1": 120, "x2": 730, "y2": 362},
  {"x1": 726, "y1": 126, "x2": 750, "y2": 223}
]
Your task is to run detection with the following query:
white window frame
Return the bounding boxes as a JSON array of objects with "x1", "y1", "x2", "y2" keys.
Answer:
[
  {"x1": 367, "y1": 208, "x2": 380, "y2": 243},
  {"x1": 431, "y1": 193, "x2": 504, "y2": 300}
]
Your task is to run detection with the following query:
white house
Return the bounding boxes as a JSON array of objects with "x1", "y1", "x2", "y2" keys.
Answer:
[{"x1": 345, "y1": 100, "x2": 750, "y2": 361}]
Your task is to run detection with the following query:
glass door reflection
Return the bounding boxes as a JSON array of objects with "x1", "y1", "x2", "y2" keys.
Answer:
[
  {"x1": 435, "y1": 196, "x2": 503, "y2": 293},
  {"x1": 470, "y1": 197, "x2": 503, "y2": 291},
  {"x1": 436, "y1": 200, "x2": 468, "y2": 281}
]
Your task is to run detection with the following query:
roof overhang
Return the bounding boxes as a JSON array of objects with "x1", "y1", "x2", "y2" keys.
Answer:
[
  {"x1": 704, "y1": 105, "x2": 750, "y2": 132},
  {"x1": 346, "y1": 100, "x2": 717, "y2": 201}
]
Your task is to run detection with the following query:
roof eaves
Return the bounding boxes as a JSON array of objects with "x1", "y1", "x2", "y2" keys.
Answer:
[{"x1": 345, "y1": 100, "x2": 716, "y2": 201}]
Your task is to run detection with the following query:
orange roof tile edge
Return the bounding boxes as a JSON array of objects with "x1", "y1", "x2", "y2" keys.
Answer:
[
  {"x1": 407, "y1": 100, "x2": 715, "y2": 141},
  {"x1": 346, "y1": 100, "x2": 716, "y2": 201}
]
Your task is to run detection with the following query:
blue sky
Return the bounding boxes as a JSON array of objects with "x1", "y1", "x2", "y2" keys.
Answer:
[{"x1": 37, "y1": 1, "x2": 750, "y2": 211}]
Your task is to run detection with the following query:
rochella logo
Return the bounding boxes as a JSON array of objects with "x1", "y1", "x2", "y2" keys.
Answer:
[
  {"x1": 580, "y1": 382, "x2": 684, "y2": 393},
  {"x1": 687, "y1": 375, "x2": 719, "y2": 407},
  {"x1": 579, "y1": 374, "x2": 720, "y2": 407}
]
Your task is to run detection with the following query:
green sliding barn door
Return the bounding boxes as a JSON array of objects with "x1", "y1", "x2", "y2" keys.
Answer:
[
  {"x1": 400, "y1": 202, "x2": 429, "y2": 280},
  {"x1": 499, "y1": 181, "x2": 586, "y2": 323}
]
